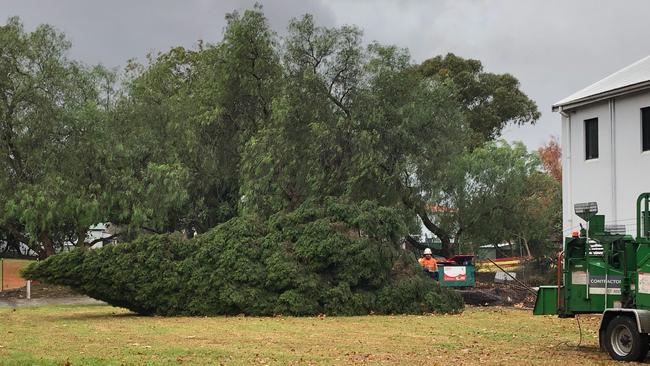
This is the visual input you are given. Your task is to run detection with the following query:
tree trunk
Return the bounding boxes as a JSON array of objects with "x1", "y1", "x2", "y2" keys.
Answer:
[
  {"x1": 455, "y1": 229, "x2": 463, "y2": 254},
  {"x1": 76, "y1": 227, "x2": 87, "y2": 247},
  {"x1": 7, "y1": 234, "x2": 21, "y2": 255},
  {"x1": 522, "y1": 237, "x2": 531, "y2": 258},
  {"x1": 492, "y1": 242, "x2": 503, "y2": 258},
  {"x1": 5, "y1": 223, "x2": 40, "y2": 257},
  {"x1": 417, "y1": 211, "x2": 453, "y2": 258},
  {"x1": 38, "y1": 231, "x2": 55, "y2": 259}
]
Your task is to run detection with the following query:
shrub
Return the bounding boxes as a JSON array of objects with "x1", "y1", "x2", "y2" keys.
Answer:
[{"x1": 24, "y1": 200, "x2": 464, "y2": 316}]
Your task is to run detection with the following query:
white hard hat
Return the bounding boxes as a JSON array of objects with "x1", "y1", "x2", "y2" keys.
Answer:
[{"x1": 423, "y1": 248, "x2": 432, "y2": 255}]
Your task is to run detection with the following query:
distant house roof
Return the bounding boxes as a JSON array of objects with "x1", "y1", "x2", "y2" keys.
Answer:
[
  {"x1": 426, "y1": 204, "x2": 455, "y2": 213},
  {"x1": 89, "y1": 223, "x2": 107, "y2": 231},
  {"x1": 553, "y1": 55, "x2": 650, "y2": 112}
]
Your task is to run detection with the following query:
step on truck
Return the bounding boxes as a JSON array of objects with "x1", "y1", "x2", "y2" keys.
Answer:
[{"x1": 534, "y1": 193, "x2": 650, "y2": 361}]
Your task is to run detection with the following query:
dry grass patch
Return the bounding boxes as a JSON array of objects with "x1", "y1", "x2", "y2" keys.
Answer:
[{"x1": 0, "y1": 305, "x2": 626, "y2": 365}]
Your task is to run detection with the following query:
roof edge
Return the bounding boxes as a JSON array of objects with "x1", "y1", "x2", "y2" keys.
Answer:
[{"x1": 552, "y1": 80, "x2": 650, "y2": 112}]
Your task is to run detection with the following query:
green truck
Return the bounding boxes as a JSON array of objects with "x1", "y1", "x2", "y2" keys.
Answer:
[{"x1": 534, "y1": 193, "x2": 650, "y2": 361}]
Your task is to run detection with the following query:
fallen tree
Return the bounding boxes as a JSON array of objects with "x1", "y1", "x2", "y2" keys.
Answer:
[{"x1": 23, "y1": 200, "x2": 464, "y2": 316}]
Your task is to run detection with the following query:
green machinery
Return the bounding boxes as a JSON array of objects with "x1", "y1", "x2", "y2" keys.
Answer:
[
  {"x1": 437, "y1": 255, "x2": 476, "y2": 288},
  {"x1": 534, "y1": 193, "x2": 650, "y2": 361}
]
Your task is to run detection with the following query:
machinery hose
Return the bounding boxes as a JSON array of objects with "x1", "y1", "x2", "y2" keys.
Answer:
[{"x1": 555, "y1": 315, "x2": 583, "y2": 349}]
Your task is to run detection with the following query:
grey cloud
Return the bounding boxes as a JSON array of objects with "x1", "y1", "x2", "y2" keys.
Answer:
[
  {"x1": 1, "y1": 0, "x2": 335, "y2": 67},
  {"x1": 3, "y1": 0, "x2": 649, "y2": 148},
  {"x1": 326, "y1": 0, "x2": 650, "y2": 147}
]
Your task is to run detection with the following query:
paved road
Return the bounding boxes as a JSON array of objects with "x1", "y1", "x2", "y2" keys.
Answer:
[{"x1": 0, "y1": 296, "x2": 105, "y2": 308}]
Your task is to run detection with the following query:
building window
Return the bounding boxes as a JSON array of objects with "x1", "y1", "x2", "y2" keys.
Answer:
[
  {"x1": 585, "y1": 118, "x2": 599, "y2": 160},
  {"x1": 643, "y1": 107, "x2": 650, "y2": 152}
]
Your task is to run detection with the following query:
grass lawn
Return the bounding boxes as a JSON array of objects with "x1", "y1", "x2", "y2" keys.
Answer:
[{"x1": 0, "y1": 305, "x2": 619, "y2": 365}]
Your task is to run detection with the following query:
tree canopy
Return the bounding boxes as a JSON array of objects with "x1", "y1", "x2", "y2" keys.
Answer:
[
  {"x1": 24, "y1": 200, "x2": 464, "y2": 316},
  {"x1": 417, "y1": 53, "x2": 540, "y2": 145},
  {"x1": 2, "y1": 6, "x2": 553, "y2": 265},
  {"x1": 0, "y1": 17, "x2": 111, "y2": 257},
  {"x1": 430, "y1": 141, "x2": 560, "y2": 257},
  {"x1": 539, "y1": 136, "x2": 562, "y2": 183}
]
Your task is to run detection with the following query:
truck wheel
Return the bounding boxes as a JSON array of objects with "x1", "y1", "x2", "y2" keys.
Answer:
[{"x1": 604, "y1": 315, "x2": 649, "y2": 361}]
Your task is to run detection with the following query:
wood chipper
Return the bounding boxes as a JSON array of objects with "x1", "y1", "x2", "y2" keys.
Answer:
[
  {"x1": 534, "y1": 193, "x2": 650, "y2": 361},
  {"x1": 436, "y1": 255, "x2": 476, "y2": 288}
]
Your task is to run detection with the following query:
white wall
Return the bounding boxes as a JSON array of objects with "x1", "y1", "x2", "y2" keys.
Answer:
[
  {"x1": 562, "y1": 90, "x2": 650, "y2": 237},
  {"x1": 563, "y1": 101, "x2": 612, "y2": 234},
  {"x1": 612, "y1": 91, "x2": 650, "y2": 235}
]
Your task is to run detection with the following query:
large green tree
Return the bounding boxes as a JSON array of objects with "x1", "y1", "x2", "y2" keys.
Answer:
[
  {"x1": 0, "y1": 17, "x2": 110, "y2": 257},
  {"x1": 429, "y1": 141, "x2": 560, "y2": 257},
  {"x1": 241, "y1": 14, "x2": 468, "y2": 236},
  {"x1": 1, "y1": 8, "x2": 544, "y2": 262},
  {"x1": 104, "y1": 6, "x2": 281, "y2": 236},
  {"x1": 238, "y1": 15, "x2": 546, "y2": 259},
  {"x1": 19, "y1": 9, "x2": 467, "y2": 315},
  {"x1": 412, "y1": 53, "x2": 541, "y2": 256},
  {"x1": 24, "y1": 199, "x2": 464, "y2": 315}
]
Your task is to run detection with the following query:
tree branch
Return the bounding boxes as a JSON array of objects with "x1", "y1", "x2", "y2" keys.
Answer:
[
  {"x1": 326, "y1": 93, "x2": 351, "y2": 118},
  {"x1": 141, "y1": 226, "x2": 162, "y2": 234},
  {"x1": 87, "y1": 234, "x2": 119, "y2": 246},
  {"x1": 417, "y1": 211, "x2": 451, "y2": 244},
  {"x1": 405, "y1": 235, "x2": 444, "y2": 255}
]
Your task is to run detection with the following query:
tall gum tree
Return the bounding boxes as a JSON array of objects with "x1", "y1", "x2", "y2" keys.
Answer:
[
  {"x1": 413, "y1": 53, "x2": 541, "y2": 257},
  {"x1": 241, "y1": 14, "x2": 469, "y2": 245},
  {"x1": 106, "y1": 6, "x2": 281, "y2": 236}
]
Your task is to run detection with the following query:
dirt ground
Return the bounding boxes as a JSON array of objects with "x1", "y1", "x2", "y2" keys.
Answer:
[
  {"x1": 0, "y1": 284, "x2": 80, "y2": 300},
  {"x1": 0, "y1": 284, "x2": 103, "y2": 308},
  {"x1": 458, "y1": 281, "x2": 537, "y2": 308}
]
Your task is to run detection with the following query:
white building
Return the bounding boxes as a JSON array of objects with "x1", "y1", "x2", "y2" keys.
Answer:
[{"x1": 554, "y1": 56, "x2": 650, "y2": 237}]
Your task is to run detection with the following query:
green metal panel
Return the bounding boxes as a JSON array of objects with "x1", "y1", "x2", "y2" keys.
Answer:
[
  {"x1": 589, "y1": 215, "x2": 605, "y2": 236},
  {"x1": 634, "y1": 237, "x2": 650, "y2": 311},
  {"x1": 557, "y1": 253, "x2": 624, "y2": 315},
  {"x1": 533, "y1": 286, "x2": 559, "y2": 315},
  {"x1": 636, "y1": 194, "x2": 650, "y2": 311},
  {"x1": 637, "y1": 193, "x2": 650, "y2": 239}
]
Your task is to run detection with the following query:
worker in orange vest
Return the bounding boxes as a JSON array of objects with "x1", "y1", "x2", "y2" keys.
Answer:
[{"x1": 419, "y1": 248, "x2": 439, "y2": 280}]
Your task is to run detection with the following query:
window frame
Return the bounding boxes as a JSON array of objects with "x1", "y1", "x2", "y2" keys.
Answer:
[
  {"x1": 584, "y1": 117, "x2": 599, "y2": 160},
  {"x1": 642, "y1": 107, "x2": 650, "y2": 152}
]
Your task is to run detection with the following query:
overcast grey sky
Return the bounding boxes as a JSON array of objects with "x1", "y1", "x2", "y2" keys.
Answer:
[{"x1": 3, "y1": 0, "x2": 650, "y2": 148}]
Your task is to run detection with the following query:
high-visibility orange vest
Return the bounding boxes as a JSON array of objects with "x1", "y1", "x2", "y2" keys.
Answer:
[{"x1": 419, "y1": 257, "x2": 438, "y2": 272}]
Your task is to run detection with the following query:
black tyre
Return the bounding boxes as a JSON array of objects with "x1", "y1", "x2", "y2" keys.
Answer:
[{"x1": 604, "y1": 315, "x2": 649, "y2": 361}]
